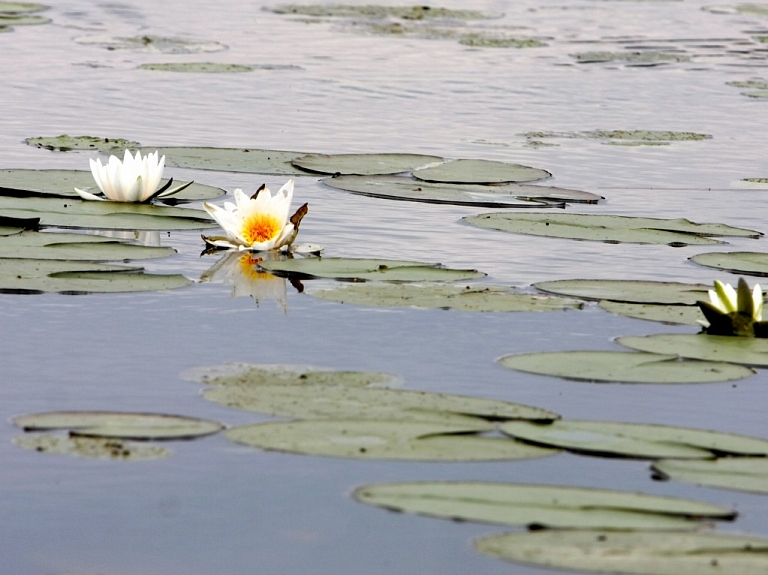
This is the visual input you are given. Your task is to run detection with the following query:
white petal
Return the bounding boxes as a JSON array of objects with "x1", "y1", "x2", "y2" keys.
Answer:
[
  {"x1": 753, "y1": 284, "x2": 763, "y2": 321},
  {"x1": 73, "y1": 187, "x2": 106, "y2": 201}
]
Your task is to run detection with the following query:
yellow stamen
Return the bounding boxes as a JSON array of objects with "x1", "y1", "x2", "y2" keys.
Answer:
[{"x1": 241, "y1": 213, "x2": 281, "y2": 245}]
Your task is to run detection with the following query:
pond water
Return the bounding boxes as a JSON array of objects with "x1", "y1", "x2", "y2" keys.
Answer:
[{"x1": 1, "y1": 0, "x2": 768, "y2": 574}]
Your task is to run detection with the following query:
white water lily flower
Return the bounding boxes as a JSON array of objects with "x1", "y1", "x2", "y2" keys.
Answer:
[
  {"x1": 203, "y1": 179, "x2": 306, "y2": 252},
  {"x1": 707, "y1": 279, "x2": 763, "y2": 320},
  {"x1": 74, "y1": 150, "x2": 190, "y2": 202}
]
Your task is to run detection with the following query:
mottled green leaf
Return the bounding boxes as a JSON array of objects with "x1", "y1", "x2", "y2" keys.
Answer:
[
  {"x1": 25, "y1": 135, "x2": 142, "y2": 153},
  {"x1": 13, "y1": 434, "x2": 170, "y2": 460},
  {"x1": 138, "y1": 62, "x2": 256, "y2": 73}
]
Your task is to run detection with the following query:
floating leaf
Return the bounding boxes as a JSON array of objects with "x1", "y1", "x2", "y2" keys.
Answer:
[
  {"x1": 0, "y1": 259, "x2": 191, "y2": 294},
  {"x1": 475, "y1": 531, "x2": 768, "y2": 575},
  {"x1": 13, "y1": 411, "x2": 224, "y2": 440},
  {"x1": 0, "y1": 12, "x2": 48, "y2": 24},
  {"x1": 226, "y1": 419, "x2": 556, "y2": 461},
  {"x1": 0, "y1": 169, "x2": 224, "y2": 203},
  {"x1": 498, "y1": 351, "x2": 753, "y2": 384},
  {"x1": 534, "y1": 279, "x2": 712, "y2": 304},
  {"x1": 138, "y1": 147, "x2": 309, "y2": 175},
  {"x1": 703, "y1": 3, "x2": 768, "y2": 16},
  {"x1": 292, "y1": 153, "x2": 443, "y2": 176},
  {"x1": 690, "y1": 251, "x2": 768, "y2": 277},
  {"x1": 73, "y1": 34, "x2": 227, "y2": 54},
  {"x1": 525, "y1": 130, "x2": 710, "y2": 144},
  {"x1": 500, "y1": 419, "x2": 768, "y2": 458},
  {"x1": 25, "y1": 135, "x2": 142, "y2": 153},
  {"x1": 265, "y1": 5, "x2": 498, "y2": 20},
  {"x1": 354, "y1": 482, "x2": 734, "y2": 530},
  {"x1": 653, "y1": 457, "x2": 768, "y2": 494},
  {"x1": 572, "y1": 51, "x2": 690, "y2": 65},
  {"x1": 0, "y1": 3, "x2": 49, "y2": 14},
  {"x1": 138, "y1": 62, "x2": 256, "y2": 73},
  {"x1": 463, "y1": 213, "x2": 760, "y2": 246},
  {"x1": 617, "y1": 334, "x2": 768, "y2": 367},
  {"x1": 203, "y1": 384, "x2": 559, "y2": 422},
  {"x1": 322, "y1": 174, "x2": 600, "y2": 207},
  {"x1": 458, "y1": 33, "x2": 547, "y2": 48},
  {"x1": 13, "y1": 434, "x2": 170, "y2": 460},
  {"x1": 599, "y1": 301, "x2": 703, "y2": 326},
  {"x1": 413, "y1": 159, "x2": 550, "y2": 184},
  {"x1": 257, "y1": 257, "x2": 485, "y2": 282},
  {"x1": 311, "y1": 283, "x2": 584, "y2": 312},
  {"x1": 0, "y1": 230, "x2": 175, "y2": 261}
]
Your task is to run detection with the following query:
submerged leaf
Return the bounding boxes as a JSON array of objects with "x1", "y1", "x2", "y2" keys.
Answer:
[
  {"x1": 138, "y1": 62, "x2": 256, "y2": 73},
  {"x1": 25, "y1": 134, "x2": 141, "y2": 152},
  {"x1": 13, "y1": 434, "x2": 170, "y2": 460}
]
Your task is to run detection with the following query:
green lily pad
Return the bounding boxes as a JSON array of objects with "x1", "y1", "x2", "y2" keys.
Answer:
[
  {"x1": 617, "y1": 334, "x2": 768, "y2": 367},
  {"x1": 703, "y1": 3, "x2": 768, "y2": 16},
  {"x1": 265, "y1": 5, "x2": 498, "y2": 20},
  {"x1": 138, "y1": 147, "x2": 310, "y2": 175},
  {"x1": 226, "y1": 419, "x2": 557, "y2": 461},
  {"x1": 459, "y1": 33, "x2": 547, "y2": 48},
  {"x1": 311, "y1": 283, "x2": 585, "y2": 312},
  {"x1": 0, "y1": 259, "x2": 191, "y2": 294},
  {"x1": 73, "y1": 34, "x2": 227, "y2": 54},
  {"x1": 322, "y1": 174, "x2": 600, "y2": 206},
  {"x1": 524, "y1": 130, "x2": 710, "y2": 145},
  {"x1": 498, "y1": 351, "x2": 754, "y2": 384},
  {"x1": 138, "y1": 62, "x2": 256, "y2": 73},
  {"x1": 0, "y1": 3, "x2": 49, "y2": 14},
  {"x1": 0, "y1": 195, "x2": 214, "y2": 231},
  {"x1": 413, "y1": 159, "x2": 550, "y2": 184},
  {"x1": 572, "y1": 51, "x2": 690, "y2": 64},
  {"x1": 500, "y1": 419, "x2": 768, "y2": 458},
  {"x1": 690, "y1": 251, "x2": 768, "y2": 277},
  {"x1": 25, "y1": 135, "x2": 142, "y2": 153},
  {"x1": 534, "y1": 279, "x2": 712, "y2": 304},
  {"x1": 463, "y1": 213, "x2": 760, "y2": 246},
  {"x1": 653, "y1": 457, "x2": 768, "y2": 494},
  {"x1": 13, "y1": 434, "x2": 170, "y2": 460},
  {"x1": 727, "y1": 80, "x2": 768, "y2": 89},
  {"x1": 0, "y1": 12, "x2": 47, "y2": 24},
  {"x1": 0, "y1": 169, "x2": 225, "y2": 203},
  {"x1": 291, "y1": 153, "x2": 444, "y2": 176},
  {"x1": 13, "y1": 411, "x2": 224, "y2": 440},
  {"x1": 0, "y1": 230, "x2": 175, "y2": 261},
  {"x1": 354, "y1": 482, "x2": 734, "y2": 530},
  {"x1": 744, "y1": 90, "x2": 768, "y2": 98},
  {"x1": 257, "y1": 258, "x2": 485, "y2": 282},
  {"x1": 203, "y1": 384, "x2": 559, "y2": 422},
  {"x1": 475, "y1": 531, "x2": 768, "y2": 574},
  {"x1": 599, "y1": 301, "x2": 704, "y2": 326}
]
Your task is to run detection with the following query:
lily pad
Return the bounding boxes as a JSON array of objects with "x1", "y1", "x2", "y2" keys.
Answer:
[
  {"x1": 291, "y1": 153, "x2": 443, "y2": 176},
  {"x1": 225, "y1": 419, "x2": 557, "y2": 461},
  {"x1": 322, "y1": 174, "x2": 600, "y2": 206},
  {"x1": 498, "y1": 351, "x2": 754, "y2": 384},
  {"x1": 203, "y1": 384, "x2": 560, "y2": 422},
  {"x1": 703, "y1": 3, "x2": 768, "y2": 16},
  {"x1": 0, "y1": 12, "x2": 48, "y2": 24},
  {"x1": 138, "y1": 62, "x2": 256, "y2": 73},
  {"x1": 599, "y1": 301, "x2": 704, "y2": 326},
  {"x1": 475, "y1": 531, "x2": 768, "y2": 574},
  {"x1": 311, "y1": 283, "x2": 585, "y2": 312},
  {"x1": 13, "y1": 434, "x2": 170, "y2": 460},
  {"x1": 413, "y1": 159, "x2": 550, "y2": 184},
  {"x1": 0, "y1": 259, "x2": 191, "y2": 294},
  {"x1": 572, "y1": 50, "x2": 690, "y2": 65},
  {"x1": 534, "y1": 279, "x2": 712, "y2": 305},
  {"x1": 0, "y1": 3, "x2": 49, "y2": 14},
  {"x1": 618, "y1": 334, "x2": 768, "y2": 367},
  {"x1": 139, "y1": 147, "x2": 310, "y2": 175},
  {"x1": 73, "y1": 34, "x2": 227, "y2": 54},
  {"x1": 265, "y1": 5, "x2": 498, "y2": 20},
  {"x1": 25, "y1": 135, "x2": 142, "y2": 153},
  {"x1": 0, "y1": 230, "x2": 175, "y2": 261},
  {"x1": 653, "y1": 457, "x2": 768, "y2": 494},
  {"x1": 354, "y1": 482, "x2": 734, "y2": 530},
  {"x1": 463, "y1": 213, "x2": 760, "y2": 246},
  {"x1": 690, "y1": 251, "x2": 768, "y2": 277},
  {"x1": 525, "y1": 130, "x2": 710, "y2": 145},
  {"x1": 13, "y1": 411, "x2": 224, "y2": 440},
  {"x1": 459, "y1": 33, "x2": 547, "y2": 48},
  {"x1": 257, "y1": 258, "x2": 485, "y2": 282},
  {"x1": 500, "y1": 419, "x2": 768, "y2": 458}
]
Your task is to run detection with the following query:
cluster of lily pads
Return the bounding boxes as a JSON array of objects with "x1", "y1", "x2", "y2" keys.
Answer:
[{"x1": 0, "y1": 2, "x2": 49, "y2": 33}]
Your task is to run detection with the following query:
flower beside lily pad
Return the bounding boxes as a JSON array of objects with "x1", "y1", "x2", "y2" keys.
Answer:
[
  {"x1": 202, "y1": 179, "x2": 308, "y2": 252},
  {"x1": 74, "y1": 149, "x2": 192, "y2": 203},
  {"x1": 697, "y1": 278, "x2": 768, "y2": 337}
]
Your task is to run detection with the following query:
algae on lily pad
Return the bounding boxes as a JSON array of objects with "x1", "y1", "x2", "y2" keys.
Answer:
[
  {"x1": 500, "y1": 419, "x2": 768, "y2": 459},
  {"x1": 25, "y1": 135, "x2": 142, "y2": 153},
  {"x1": 0, "y1": 230, "x2": 175, "y2": 261},
  {"x1": 291, "y1": 153, "x2": 443, "y2": 176},
  {"x1": 354, "y1": 482, "x2": 734, "y2": 530},
  {"x1": 534, "y1": 279, "x2": 712, "y2": 304},
  {"x1": 413, "y1": 159, "x2": 550, "y2": 184},
  {"x1": 475, "y1": 531, "x2": 768, "y2": 575},
  {"x1": 138, "y1": 62, "x2": 256, "y2": 73},
  {"x1": 690, "y1": 251, "x2": 768, "y2": 277},
  {"x1": 14, "y1": 411, "x2": 224, "y2": 440},
  {"x1": 225, "y1": 419, "x2": 557, "y2": 461},
  {"x1": 257, "y1": 257, "x2": 485, "y2": 282},
  {"x1": 13, "y1": 434, "x2": 170, "y2": 460},
  {"x1": 498, "y1": 351, "x2": 754, "y2": 384},
  {"x1": 617, "y1": 334, "x2": 768, "y2": 367},
  {"x1": 463, "y1": 213, "x2": 760, "y2": 246},
  {"x1": 140, "y1": 147, "x2": 310, "y2": 175},
  {"x1": 311, "y1": 283, "x2": 584, "y2": 312},
  {"x1": 598, "y1": 301, "x2": 704, "y2": 326},
  {"x1": 653, "y1": 457, "x2": 768, "y2": 494}
]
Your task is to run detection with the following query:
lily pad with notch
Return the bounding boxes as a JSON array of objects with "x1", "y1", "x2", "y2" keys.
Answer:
[
  {"x1": 598, "y1": 301, "x2": 704, "y2": 326},
  {"x1": 690, "y1": 251, "x2": 768, "y2": 277},
  {"x1": 291, "y1": 153, "x2": 444, "y2": 176},
  {"x1": 617, "y1": 334, "x2": 768, "y2": 367},
  {"x1": 0, "y1": 230, "x2": 175, "y2": 261},
  {"x1": 354, "y1": 482, "x2": 735, "y2": 530},
  {"x1": 463, "y1": 213, "x2": 761, "y2": 246},
  {"x1": 474, "y1": 531, "x2": 768, "y2": 574},
  {"x1": 534, "y1": 279, "x2": 712, "y2": 304},
  {"x1": 653, "y1": 457, "x2": 768, "y2": 494},
  {"x1": 413, "y1": 159, "x2": 550, "y2": 184}
]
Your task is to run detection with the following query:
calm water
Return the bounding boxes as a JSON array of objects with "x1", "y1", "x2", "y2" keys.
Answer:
[{"x1": 1, "y1": 1, "x2": 767, "y2": 574}]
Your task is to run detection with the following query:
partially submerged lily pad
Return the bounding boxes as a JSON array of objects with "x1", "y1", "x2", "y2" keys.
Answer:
[
  {"x1": 617, "y1": 334, "x2": 768, "y2": 367},
  {"x1": 459, "y1": 33, "x2": 548, "y2": 48},
  {"x1": 653, "y1": 457, "x2": 768, "y2": 494},
  {"x1": 598, "y1": 301, "x2": 704, "y2": 326},
  {"x1": 0, "y1": 12, "x2": 48, "y2": 25},
  {"x1": 413, "y1": 159, "x2": 550, "y2": 184},
  {"x1": 265, "y1": 5, "x2": 499, "y2": 20},
  {"x1": 500, "y1": 419, "x2": 768, "y2": 458},
  {"x1": 525, "y1": 130, "x2": 710, "y2": 145},
  {"x1": 475, "y1": 531, "x2": 768, "y2": 574},
  {"x1": 354, "y1": 482, "x2": 734, "y2": 530},
  {"x1": 311, "y1": 283, "x2": 584, "y2": 312},
  {"x1": 534, "y1": 279, "x2": 711, "y2": 305},
  {"x1": 138, "y1": 62, "x2": 257, "y2": 73},
  {"x1": 291, "y1": 153, "x2": 443, "y2": 176},
  {"x1": 572, "y1": 50, "x2": 690, "y2": 65},
  {"x1": 463, "y1": 213, "x2": 760, "y2": 246},
  {"x1": 0, "y1": 230, "x2": 175, "y2": 261},
  {"x1": 25, "y1": 135, "x2": 142, "y2": 153},
  {"x1": 73, "y1": 34, "x2": 227, "y2": 54},
  {"x1": 13, "y1": 434, "x2": 170, "y2": 460},
  {"x1": 498, "y1": 351, "x2": 754, "y2": 384},
  {"x1": 225, "y1": 419, "x2": 557, "y2": 461},
  {"x1": 0, "y1": 3, "x2": 49, "y2": 14},
  {"x1": 13, "y1": 411, "x2": 224, "y2": 440},
  {"x1": 703, "y1": 3, "x2": 768, "y2": 16},
  {"x1": 257, "y1": 258, "x2": 485, "y2": 282},
  {"x1": 690, "y1": 251, "x2": 768, "y2": 277},
  {"x1": 140, "y1": 147, "x2": 310, "y2": 175}
]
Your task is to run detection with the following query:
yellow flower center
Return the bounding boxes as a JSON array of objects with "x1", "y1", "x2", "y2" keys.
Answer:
[{"x1": 241, "y1": 213, "x2": 282, "y2": 245}]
